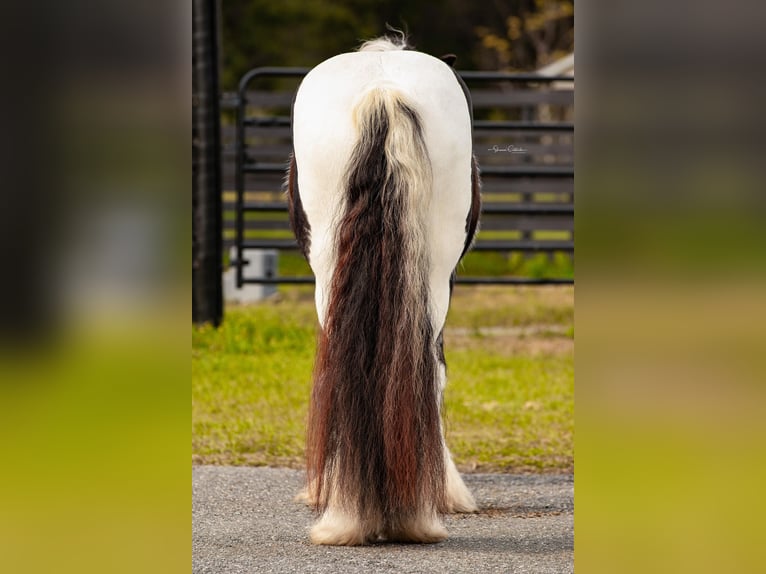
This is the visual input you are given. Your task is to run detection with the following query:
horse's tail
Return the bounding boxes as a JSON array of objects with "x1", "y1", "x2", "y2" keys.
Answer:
[{"x1": 307, "y1": 84, "x2": 445, "y2": 528}]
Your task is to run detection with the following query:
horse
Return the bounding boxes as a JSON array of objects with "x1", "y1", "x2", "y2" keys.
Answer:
[{"x1": 286, "y1": 33, "x2": 481, "y2": 546}]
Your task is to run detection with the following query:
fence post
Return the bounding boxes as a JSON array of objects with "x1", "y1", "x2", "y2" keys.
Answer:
[{"x1": 192, "y1": 0, "x2": 223, "y2": 326}]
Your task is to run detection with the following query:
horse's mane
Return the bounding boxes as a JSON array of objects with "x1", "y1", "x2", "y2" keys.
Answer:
[{"x1": 358, "y1": 30, "x2": 410, "y2": 52}]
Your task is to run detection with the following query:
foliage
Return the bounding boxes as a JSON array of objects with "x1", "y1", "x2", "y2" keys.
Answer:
[
  {"x1": 220, "y1": 0, "x2": 378, "y2": 89},
  {"x1": 220, "y1": 0, "x2": 575, "y2": 89},
  {"x1": 475, "y1": 0, "x2": 574, "y2": 70}
]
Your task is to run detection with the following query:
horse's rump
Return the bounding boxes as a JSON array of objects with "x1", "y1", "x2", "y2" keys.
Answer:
[{"x1": 290, "y1": 44, "x2": 475, "y2": 542}]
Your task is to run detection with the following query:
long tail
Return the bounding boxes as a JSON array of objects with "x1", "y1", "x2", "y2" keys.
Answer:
[{"x1": 307, "y1": 85, "x2": 445, "y2": 527}]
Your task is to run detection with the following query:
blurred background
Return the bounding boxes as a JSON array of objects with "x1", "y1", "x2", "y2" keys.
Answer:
[
  {"x1": 220, "y1": 0, "x2": 574, "y2": 87},
  {"x1": 203, "y1": 0, "x2": 575, "y2": 317},
  {"x1": 193, "y1": 0, "x2": 576, "y2": 501},
  {"x1": 1, "y1": 0, "x2": 765, "y2": 573}
]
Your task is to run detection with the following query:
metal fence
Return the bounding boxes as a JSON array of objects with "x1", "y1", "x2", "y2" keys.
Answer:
[{"x1": 222, "y1": 67, "x2": 574, "y2": 286}]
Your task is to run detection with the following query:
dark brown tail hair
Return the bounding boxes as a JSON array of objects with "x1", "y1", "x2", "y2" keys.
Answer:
[{"x1": 306, "y1": 85, "x2": 445, "y2": 526}]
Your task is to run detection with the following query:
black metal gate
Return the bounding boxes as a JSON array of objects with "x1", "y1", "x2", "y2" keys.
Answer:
[{"x1": 229, "y1": 68, "x2": 573, "y2": 286}]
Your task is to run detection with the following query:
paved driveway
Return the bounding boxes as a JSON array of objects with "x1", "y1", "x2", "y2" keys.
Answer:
[{"x1": 193, "y1": 466, "x2": 573, "y2": 573}]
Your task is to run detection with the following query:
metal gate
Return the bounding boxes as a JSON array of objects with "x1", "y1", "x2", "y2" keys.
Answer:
[{"x1": 228, "y1": 68, "x2": 574, "y2": 286}]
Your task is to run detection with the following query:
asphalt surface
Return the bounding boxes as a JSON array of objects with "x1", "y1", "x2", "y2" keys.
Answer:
[{"x1": 193, "y1": 466, "x2": 573, "y2": 574}]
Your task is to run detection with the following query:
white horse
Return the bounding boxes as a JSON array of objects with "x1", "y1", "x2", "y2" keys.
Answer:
[{"x1": 287, "y1": 34, "x2": 481, "y2": 546}]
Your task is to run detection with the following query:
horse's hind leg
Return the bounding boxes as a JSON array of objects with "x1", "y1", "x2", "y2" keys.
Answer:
[
  {"x1": 293, "y1": 481, "x2": 317, "y2": 507},
  {"x1": 310, "y1": 507, "x2": 379, "y2": 546},
  {"x1": 437, "y1": 359, "x2": 478, "y2": 514},
  {"x1": 309, "y1": 488, "x2": 448, "y2": 545},
  {"x1": 308, "y1": 480, "x2": 382, "y2": 545},
  {"x1": 444, "y1": 445, "x2": 477, "y2": 513},
  {"x1": 383, "y1": 509, "x2": 448, "y2": 544}
]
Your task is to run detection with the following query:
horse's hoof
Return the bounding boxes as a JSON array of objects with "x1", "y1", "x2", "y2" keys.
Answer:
[
  {"x1": 444, "y1": 485, "x2": 478, "y2": 513},
  {"x1": 294, "y1": 487, "x2": 317, "y2": 507},
  {"x1": 310, "y1": 510, "x2": 376, "y2": 546},
  {"x1": 444, "y1": 455, "x2": 478, "y2": 513},
  {"x1": 383, "y1": 513, "x2": 448, "y2": 544}
]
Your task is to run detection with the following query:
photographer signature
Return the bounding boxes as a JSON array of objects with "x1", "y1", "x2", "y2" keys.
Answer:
[{"x1": 488, "y1": 144, "x2": 527, "y2": 154}]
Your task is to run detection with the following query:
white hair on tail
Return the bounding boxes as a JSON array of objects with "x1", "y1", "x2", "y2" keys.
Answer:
[{"x1": 351, "y1": 83, "x2": 433, "y2": 332}]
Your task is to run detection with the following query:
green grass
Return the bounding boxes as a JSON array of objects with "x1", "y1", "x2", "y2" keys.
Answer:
[
  {"x1": 192, "y1": 300, "x2": 316, "y2": 466},
  {"x1": 458, "y1": 251, "x2": 573, "y2": 279},
  {"x1": 222, "y1": 250, "x2": 574, "y2": 281},
  {"x1": 445, "y1": 350, "x2": 573, "y2": 472},
  {"x1": 192, "y1": 286, "x2": 573, "y2": 472}
]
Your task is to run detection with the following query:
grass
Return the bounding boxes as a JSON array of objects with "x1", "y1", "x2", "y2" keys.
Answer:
[
  {"x1": 223, "y1": 250, "x2": 574, "y2": 282},
  {"x1": 192, "y1": 285, "x2": 573, "y2": 473}
]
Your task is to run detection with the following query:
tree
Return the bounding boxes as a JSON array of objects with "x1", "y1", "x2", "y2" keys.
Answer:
[{"x1": 474, "y1": 0, "x2": 574, "y2": 71}]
